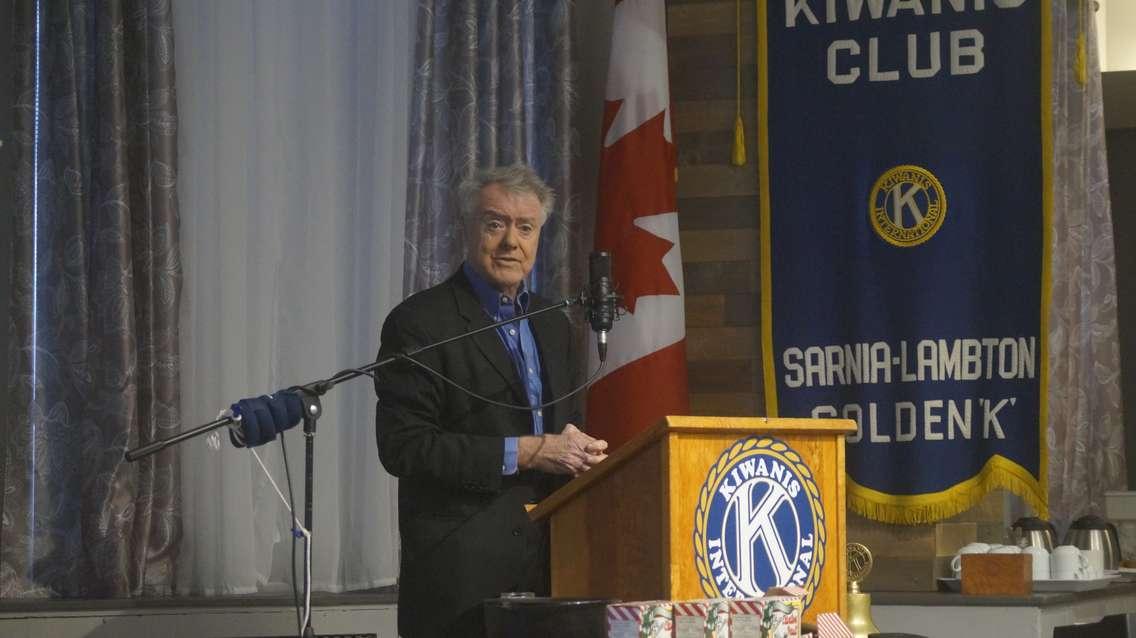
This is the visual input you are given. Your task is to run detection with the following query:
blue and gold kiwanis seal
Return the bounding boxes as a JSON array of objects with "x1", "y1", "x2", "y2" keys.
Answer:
[
  {"x1": 869, "y1": 165, "x2": 947, "y2": 247},
  {"x1": 693, "y1": 437, "x2": 826, "y2": 609}
]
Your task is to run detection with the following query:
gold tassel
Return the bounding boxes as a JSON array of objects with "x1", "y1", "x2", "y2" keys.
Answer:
[
  {"x1": 1075, "y1": 33, "x2": 1088, "y2": 86},
  {"x1": 1075, "y1": 0, "x2": 1088, "y2": 86},
  {"x1": 731, "y1": 0, "x2": 747, "y2": 166},
  {"x1": 732, "y1": 114, "x2": 747, "y2": 166}
]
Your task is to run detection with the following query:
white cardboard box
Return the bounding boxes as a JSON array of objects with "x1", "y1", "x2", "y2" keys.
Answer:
[
  {"x1": 607, "y1": 601, "x2": 674, "y2": 638},
  {"x1": 673, "y1": 599, "x2": 730, "y2": 638}
]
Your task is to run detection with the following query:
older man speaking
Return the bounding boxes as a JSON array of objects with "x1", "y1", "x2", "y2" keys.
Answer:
[{"x1": 374, "y1": 164, "x2": 608, "y2": 637}]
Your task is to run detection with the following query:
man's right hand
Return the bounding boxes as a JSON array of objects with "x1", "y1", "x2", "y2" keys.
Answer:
[{"x1": 517, "y1": 424, "x2": 608, "y2": 476}]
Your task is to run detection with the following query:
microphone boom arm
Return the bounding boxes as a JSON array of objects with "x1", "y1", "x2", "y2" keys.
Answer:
[{"x1": 125, "y1": 292, "x2": 588, "y2": 462}]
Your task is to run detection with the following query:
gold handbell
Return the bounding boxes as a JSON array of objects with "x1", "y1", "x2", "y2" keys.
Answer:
[
  {"x1": 846, "y1": 579, "x2": 881, "y2": 638},
  {"x1": 845, "y1": 542, "x2": 881, "y2": 638}
]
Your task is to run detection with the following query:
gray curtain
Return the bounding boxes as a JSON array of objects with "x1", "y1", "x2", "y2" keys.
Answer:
[
  {"x1": 2, "y1": 0, "x2": 181, "y2": 597},
  {"x1": 1046, "y1": 0, "x2": 1125, "y2": 532},
  {"x1": 404, "y1": 0, "x2": 578, "y2": 299}
]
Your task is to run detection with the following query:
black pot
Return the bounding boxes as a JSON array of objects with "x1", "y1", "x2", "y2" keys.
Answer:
[{"x1": 483, "y1": 596, "x2": 615, "y2": 638}]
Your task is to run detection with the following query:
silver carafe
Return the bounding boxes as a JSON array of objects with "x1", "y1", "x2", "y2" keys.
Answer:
[
  {"x1": 1064, "y1": 514, "x2": 1122, "y2": 570},
  {"x1": 1010, "y1": 516, "x2": 1056, "y2": 551}
]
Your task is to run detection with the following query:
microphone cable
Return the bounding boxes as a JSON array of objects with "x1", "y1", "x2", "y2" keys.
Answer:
[
  {"x1": 243, "y1": 435, "x2": 310, "y2": 638},
  {"x1": 244, "y1": 350, "x2": 605, "y2": 635},
  {"x1": 225, "y1": 406, "x2": 306, "y2": 636},
  {"x1": 278, "y1": 433, "x2": 302, "y2": 636},
  {"x1": 391, "y1": 352, "x2": 606, "y2": 411}
]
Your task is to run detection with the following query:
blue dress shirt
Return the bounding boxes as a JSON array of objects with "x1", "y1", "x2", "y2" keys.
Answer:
[{"x1": 462, "y1": 262, "x2": 544, "y2": 475}]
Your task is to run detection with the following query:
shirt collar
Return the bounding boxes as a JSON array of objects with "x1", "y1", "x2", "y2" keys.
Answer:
[{"x1": 462, "y1": 261, "x2": 530, "y2": 317}]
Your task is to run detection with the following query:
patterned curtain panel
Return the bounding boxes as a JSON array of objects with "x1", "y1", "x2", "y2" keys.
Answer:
[
  {"x1": 404, "y1": 0, "x2": 577, "y2": 298},
  {"x1": 2, "y1": 0, "x2": 181, "y2": 597},
  {"x1": 1046, "y1": 1, "x2": 1125, "y2": 532}
]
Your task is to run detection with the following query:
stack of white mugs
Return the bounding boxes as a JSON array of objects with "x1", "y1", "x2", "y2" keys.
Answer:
[{"x1": 951, "y1": 542, "x2": 1107, "y2": 581}]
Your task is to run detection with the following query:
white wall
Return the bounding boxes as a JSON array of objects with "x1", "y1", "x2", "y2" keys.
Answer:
[{"x1": 1097, "y1": 0, "x2": 1136, "y2": 72}]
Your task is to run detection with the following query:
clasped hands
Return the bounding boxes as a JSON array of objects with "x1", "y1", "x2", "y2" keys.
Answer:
[{"x1": 517, "y1": 424, "x2": 608, "y2": 476}]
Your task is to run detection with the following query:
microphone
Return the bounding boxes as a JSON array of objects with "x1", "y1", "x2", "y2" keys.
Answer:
[
  {"x1": 588, "y1": 251, "x2": 616, "y2": 362},
  {"x1": 228, "y1": 390, "x2": 304, "y2": 448}
]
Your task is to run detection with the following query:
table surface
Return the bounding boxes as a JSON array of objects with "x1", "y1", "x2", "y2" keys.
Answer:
[
  {"x1": 871, "y1": 581, "x2": 1136, "y2": 638},
  {"x1": 872, "y1": 580, "x2": 1136, "y2": 607}
]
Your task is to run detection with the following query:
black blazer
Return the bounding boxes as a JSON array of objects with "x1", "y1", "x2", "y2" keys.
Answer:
[{"x1": 374, "y1": 269, "x2": 578, "y2": 638}]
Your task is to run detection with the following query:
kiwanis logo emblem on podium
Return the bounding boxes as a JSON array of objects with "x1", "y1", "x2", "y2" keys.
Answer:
[{"x1": 693, "y1": 436, "x2": 826, "y2": 608}]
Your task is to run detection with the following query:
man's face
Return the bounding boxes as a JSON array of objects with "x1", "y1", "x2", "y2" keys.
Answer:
[{"x1": 466, "y1": 182, "x2": 543, "y2": 298}]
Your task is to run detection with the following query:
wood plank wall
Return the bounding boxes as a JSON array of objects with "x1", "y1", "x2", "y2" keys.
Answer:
[{"x1": 668, "y1": 0, "x2": 763, "y2": 417}]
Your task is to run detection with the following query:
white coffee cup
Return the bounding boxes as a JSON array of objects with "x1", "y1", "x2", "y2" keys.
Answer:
[
  {"x1": 1052, "y1": 545, "x2": 1091, "y2": 580},
  {"x1": 1023, "y1": 546, "x2": 1050, "y2": 580},
  {"x1": 951, "y1": 543, "x2": 992, "y2": 578},
  {"x1": 1081, "y1": 548, "x2": 1104, "y2": 579},
  {"x1": 989, "y1": 545, "x2": 1022, "y2": 554}
]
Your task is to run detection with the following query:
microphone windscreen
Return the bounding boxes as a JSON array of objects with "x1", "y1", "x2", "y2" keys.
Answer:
[
  {"x1": 229, "y1": 391, "x2": 305, "y2": 448},
  {"x1": 275, "y1": 390, "x2": 304, "y2": 427}
]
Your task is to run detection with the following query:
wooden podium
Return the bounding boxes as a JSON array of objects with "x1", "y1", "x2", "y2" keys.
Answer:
[{"x1": 529, "y1": 415, "x2": 856, "y2": 623}]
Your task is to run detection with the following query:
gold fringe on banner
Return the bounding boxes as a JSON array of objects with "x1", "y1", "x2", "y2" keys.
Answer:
[
  {"x1": 731, "y1": 0, "x2": 747, "y2": 166},
  {"x1": 847, "y1": 455, "x2": 1049, "y2": 525}
]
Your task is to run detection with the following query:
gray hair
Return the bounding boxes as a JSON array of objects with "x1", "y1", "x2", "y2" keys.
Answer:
[{"x1": 458, "y1": 164, "x2": 555, "y2": 224}]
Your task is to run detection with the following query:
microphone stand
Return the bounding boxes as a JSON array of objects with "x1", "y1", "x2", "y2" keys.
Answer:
[{"x1": 125, "y1": 290, "x2": 592, "y2": 637}]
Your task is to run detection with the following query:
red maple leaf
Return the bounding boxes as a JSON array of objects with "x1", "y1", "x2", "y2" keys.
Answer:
[
  {"x1": 596, "y1": 101, "x2": 679, "y2": 313},
  {"x1": 610, "y1": 225, "x2": 677, "y2": 313}
]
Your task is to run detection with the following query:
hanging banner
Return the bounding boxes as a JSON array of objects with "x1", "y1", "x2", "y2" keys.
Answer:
[{"x1": 759, "y1": 0, "x2": 1051, "y2": 523}]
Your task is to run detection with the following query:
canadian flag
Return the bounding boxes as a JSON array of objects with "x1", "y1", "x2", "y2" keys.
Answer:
[{"x1": 586, "y1": 0, "x2": 689, "y2": 450}]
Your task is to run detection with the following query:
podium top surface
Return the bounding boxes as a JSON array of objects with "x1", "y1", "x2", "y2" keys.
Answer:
[
  {"x1": 528, "y1": 415, "x2": 854, "y2": 521},
  {"x1": 660, "y1": 415, "x2": 856, "y2": 435}
]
